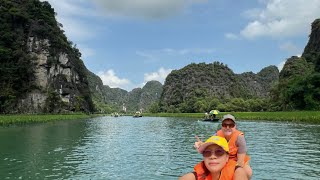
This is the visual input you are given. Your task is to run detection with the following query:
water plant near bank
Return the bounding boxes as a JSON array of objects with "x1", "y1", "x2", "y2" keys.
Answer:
[{"x1": 0, "y1": 113, "x2": 100, "y2": 126}]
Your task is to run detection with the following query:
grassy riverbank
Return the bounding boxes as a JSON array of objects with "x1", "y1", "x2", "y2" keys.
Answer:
[
  {"x1": 1, "y1": 111, "x2": 320, "y2": 125},
  {"x1": 0, "y1": 113, "x2": 102, "y2": 126},
  {"x1": 144, "y1": 111, "x2": 320, "y2": 123}
]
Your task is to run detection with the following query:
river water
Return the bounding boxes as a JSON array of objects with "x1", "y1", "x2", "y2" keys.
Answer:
[{"x1": 0, "y1": 116, "x2": 320, "y2": 179}]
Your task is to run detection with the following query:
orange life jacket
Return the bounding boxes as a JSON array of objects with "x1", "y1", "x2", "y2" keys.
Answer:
[
  {"x1": 193, "y1": 160, "x2": 237, "y2": 180},
  {"x1": 217, "y1": 129, "x2": 250, "y2": 163}
]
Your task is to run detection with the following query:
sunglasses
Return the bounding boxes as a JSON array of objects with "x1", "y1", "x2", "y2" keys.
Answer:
[
  {"x1": 222, "y1": 123, "x2": 235, "y2": 128},
  {"x1": 202, "y1": 148, "x2": 226, "y2": 158}
]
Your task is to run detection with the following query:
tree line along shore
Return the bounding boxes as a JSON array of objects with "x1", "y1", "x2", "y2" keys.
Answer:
[{"x1": 0, "y1": 111, "x2": 319, "y2": 126}]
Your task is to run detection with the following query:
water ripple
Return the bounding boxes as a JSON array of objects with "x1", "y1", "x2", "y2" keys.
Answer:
[{"x1": 0, "y1": 117, "x2": 320, "y2": 179}]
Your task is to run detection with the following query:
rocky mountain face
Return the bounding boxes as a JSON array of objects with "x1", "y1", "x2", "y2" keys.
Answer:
[
  {"x1": 272, "y1": 19, "x2": 320, "y2": 110},
  {"x1": 24, "y1": 37, "x2": 95, "y2": 113},
  {"x1": 302, "y1": 19, "x2": 320, "y2": 72},
  {"x1": 124, "y1": 81, "x2": 163, "y2": 113},
  {"x1": 301, "y1": 19, "x2": 320, "y2": 64},
  {"x1": 0, "y1": 0, "x2": 162, "y2": 114},
  {"x1": 87, "y1": 71, "x2": 128, "y2": 113},
  {"x1": 140, "y1": 80, "x2": 162, "y2": 108},
  {"x1": 87, "y1": 71, "x2": 163, "y2": 113},
  {"x1": 159, "y1": 62, "x2": 279, "y2": 111},
  {"x1": 282, "y1": 19, "x2": 320, "y2": 76},
  {"x1": 0, "y1": 0, "x2": 94, "y2": 113},
  {"x1": 279, "y1": 56, "x2": 313, "y2": 80}
]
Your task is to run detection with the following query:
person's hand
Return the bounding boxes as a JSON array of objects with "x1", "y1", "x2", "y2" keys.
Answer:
[{"x1": 194, "y1": 135, "x2": 203, "y2": 150}]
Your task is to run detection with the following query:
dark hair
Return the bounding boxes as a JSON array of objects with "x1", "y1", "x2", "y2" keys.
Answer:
[{"x1": 200, "y1": 161, "x2": 210, "y2": 180}]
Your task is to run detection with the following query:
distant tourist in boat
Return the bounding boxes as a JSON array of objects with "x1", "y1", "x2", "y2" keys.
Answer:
[
  {"x1": 209, "y1": 110, "x2": 219, "y2": 120},
  {"x1": 212, "y1": 113, "x2": 217, "y2": 119},
  {"x1": 194, "y1": 114, "x2": 252, "y2": 179},
  {"x1": 204, "y1": 112, "x2": 210, "y2": 119},
  {"x1": 179, "y1": 136, "x2": 248, "y2": 180}
]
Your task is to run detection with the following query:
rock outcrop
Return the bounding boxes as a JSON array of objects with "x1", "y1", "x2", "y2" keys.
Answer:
[
  {"x1": 0, "y1": 0, "x2": 94, "y2": 113},
  {"x1": 87, "y1": 70, "x2": 163, "y2": 113},
  {"x1": 159, "y1": 62, "x2": 279, "y2": 111}
]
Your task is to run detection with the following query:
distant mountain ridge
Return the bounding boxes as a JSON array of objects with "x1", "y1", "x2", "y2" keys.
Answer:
[
  {"x1": 87, "y1": 70, "x2": 163, "y2": 113},
  {"x1": 159, "y1": 62, "x2": 279, "y2": 112},
  {"x1": 1, "y1": 0, "x2": 319, "y2": 113}
]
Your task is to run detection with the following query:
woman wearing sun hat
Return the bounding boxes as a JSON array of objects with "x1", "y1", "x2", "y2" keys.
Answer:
[
  {"x1": 179, "y1": 136, "x2": 248, "y2": 180},
  {"x1": 194, "y1": 114, "x2": 252, "y2": 179}
]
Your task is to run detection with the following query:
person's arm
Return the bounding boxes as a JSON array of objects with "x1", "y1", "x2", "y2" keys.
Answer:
[
  {"x1": 233, "y1": 166, "x2": 248, "y2": 180},
  {"x1": 237, "y1": 153, "x2": 246, "y2": 167},
  {"x1": 236, "y1": 135, "x2": 247, "y2": 167},
  {"x1": 179, "y1": 172, "x2": 196, "y2": 180}
]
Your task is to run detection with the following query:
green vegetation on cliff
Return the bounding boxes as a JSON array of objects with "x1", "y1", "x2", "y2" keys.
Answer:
[
  {"x1": 0, "y1": 0, "x2": 94, "y2": 113},
  {"x1": 158, "y1": 62, "x2": 278, "y2": 113},
  {"x1": 270, "y1": 19, "x2": 320, "y2": 111},
  {"x1": 87, "y1": 69, "x2": 163, "y2": 113}
]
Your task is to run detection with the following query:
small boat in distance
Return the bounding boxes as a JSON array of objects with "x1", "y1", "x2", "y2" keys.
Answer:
[
  {"x1": 203, "y1": 109, "x2": 220, "y2": 122},
  {"x1": 133, "y1": 111, "x2": 142, "y2": 118},
  {"x1": 111, "y1": 112, "x2": 119, "y2": 117},
  {"x1": 203, "y1": 118, "x2": 219, "y2": 122}
]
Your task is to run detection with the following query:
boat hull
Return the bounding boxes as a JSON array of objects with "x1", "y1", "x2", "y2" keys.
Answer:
[{"x1": 203, "y1": 118, "x2": 219, "y2": 122}]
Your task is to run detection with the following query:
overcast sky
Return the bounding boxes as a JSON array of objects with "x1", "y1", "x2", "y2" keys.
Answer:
[{"x1": 41, "y1": 0, "x2": 320, "y2": 91}]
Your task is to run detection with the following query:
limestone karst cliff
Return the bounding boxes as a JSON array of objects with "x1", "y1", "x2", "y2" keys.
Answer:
[{"x1": 0, "y1": 0, "x2": 94, "y2": 113}]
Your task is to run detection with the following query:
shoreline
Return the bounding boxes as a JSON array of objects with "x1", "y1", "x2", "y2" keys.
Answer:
[
  {"x1": 143, "y1": 111, "x2": 320, "y2": 123},
  {"x1": 1, "y1": 111, "x2": 320, "y2": 125},
  {"x1": 0, "y1": 113, "x2": 104, "y2": 126}
]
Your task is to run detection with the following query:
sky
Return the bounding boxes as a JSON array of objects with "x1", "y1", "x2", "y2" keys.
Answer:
[{"x1": 41, "y1": 0, "x2": 320, "y2": 91}]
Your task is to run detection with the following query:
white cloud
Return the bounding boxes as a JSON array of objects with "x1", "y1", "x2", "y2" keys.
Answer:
[
  {"x1": 279, "y1": 41, "x2": 301, "y2": 54},
  {"x1": 44, "y1": 0, "x2": 97, "y2": 17},
  {"x1": 92, "y1": 0, "x2": 206, "y2": 19},
  {"x1": 225, "y1": 33, "x2": 240, "y2": 40},
  {"x1": 77, "y1": 45, "x2": 95, "y2": 59},
  {"x1": 58, "y1": 17, "x2": 95, "y2": 42},
  {"x1": 143, "y1": 67, "x2": 172, "y2": 84},
  {"x1": 240, "y1": 0, "x2": 320, "y2": 39},
  {"x1": 137, "y1": 48, "x2": 215, "y2": 57},
  {"x1": 98, "y1": 69, "x2": 131, "y2": 89},
  {"x1": 277, "y1": 60, "x2": 286, "y2": 71},
  {"x1": 98, "y1": 68, "x2": 172, "y2": 91},
  {"x1": 41, "y1": 0, "x2": 101, "y2": 42},
  {"x1": 242, "y1": 8, "x2": 262, "y2": 19}
]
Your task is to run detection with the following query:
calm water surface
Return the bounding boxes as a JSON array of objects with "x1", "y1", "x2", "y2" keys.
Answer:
[{"x1": 0, "y1": 116, "x2": 320, "y2": 179}]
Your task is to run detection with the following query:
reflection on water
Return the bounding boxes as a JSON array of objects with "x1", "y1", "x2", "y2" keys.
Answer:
[{"x1": 0, "y1": 116, "x2": 320, "y2": 179}]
